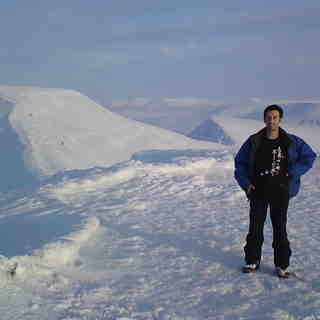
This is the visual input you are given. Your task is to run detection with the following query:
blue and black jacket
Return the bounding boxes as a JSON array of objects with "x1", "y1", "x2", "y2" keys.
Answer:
[{"x1": 234, "y1": 127, "x2": 317, "y2": 198}]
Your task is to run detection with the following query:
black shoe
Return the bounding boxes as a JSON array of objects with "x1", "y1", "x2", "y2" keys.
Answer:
[
  {"x1": 275, "y1": 267, "x2": 290, "y2": 278},
  {"x1": 242, "y1": 263, "x2": 260, "y2": 273}
]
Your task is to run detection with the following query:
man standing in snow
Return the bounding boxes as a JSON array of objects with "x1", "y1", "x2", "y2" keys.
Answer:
[{"x1": 234, "y1": 105, "x2": 317, "y2": 278}]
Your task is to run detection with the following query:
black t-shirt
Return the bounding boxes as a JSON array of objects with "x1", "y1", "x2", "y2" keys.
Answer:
[{"x1": 253, "y1": 136, "x2": 289, "y2": 194}]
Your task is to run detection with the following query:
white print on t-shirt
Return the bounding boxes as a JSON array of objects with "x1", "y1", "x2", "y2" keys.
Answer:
[{"x1": 260, "y1": 146, "x2": 284, "y2": 177}]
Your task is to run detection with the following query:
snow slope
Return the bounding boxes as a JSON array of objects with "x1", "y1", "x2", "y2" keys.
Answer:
[
  {"x1": 0, "y1": 149, "x2": 319, "y2": 320},
  {"x1": 0, "y1": 86, "x2": 219, "y2": 180}
]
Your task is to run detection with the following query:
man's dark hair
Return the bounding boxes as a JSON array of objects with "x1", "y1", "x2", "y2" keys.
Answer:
[{"x1": 263, "y1": 104, "x2": 284, "y2": 119}]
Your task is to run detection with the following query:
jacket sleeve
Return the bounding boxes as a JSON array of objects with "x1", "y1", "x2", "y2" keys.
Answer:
[
  {"x1": 234, "y1": 138, "x2": 252, "y2": 192},
  {"x1": 289, "y1": 137, "x2": 317, "y2": 178}
]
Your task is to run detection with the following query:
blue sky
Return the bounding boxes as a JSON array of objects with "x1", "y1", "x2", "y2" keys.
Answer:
[{"x1": 1, "y1": 0, "x2": 320, "y2": 104}]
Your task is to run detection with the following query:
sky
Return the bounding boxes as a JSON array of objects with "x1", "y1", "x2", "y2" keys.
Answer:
[{"x1": 1, "y1": 0, "x2": 320, "y2": 105}]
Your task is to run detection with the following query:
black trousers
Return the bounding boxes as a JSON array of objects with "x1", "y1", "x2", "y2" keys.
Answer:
[{"x1": 244, "y1": 186, "x2": 291, "y2": 269}]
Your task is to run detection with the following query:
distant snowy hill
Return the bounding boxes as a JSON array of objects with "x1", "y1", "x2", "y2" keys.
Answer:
[
  {"x1": 189, "y1": 116, "x2": 265, "y2": 146},
  {"x1": 107, "y1": 97, "x2": 222, "y2": 135},
  {"x1": 189, "y1": 116, "x2": 320, "y2": 152},
  {"x1": 298, "y1": 119, "x2": 320, "y2": 127},
  {"x1": 188, "y1": 118, "x2": 235, "y2": 145},
  {"x1": 242, "y1": 101, "x2": 320, "y2": 123},
  {"x1": 0, "y1": 86, "x2": 220, "y2": 190},
  {"x1": 281, "y1": 102, "x2": 320, "y2": 123},
  {"x1": 107, "y1": 98, "x2": 320, "y2": 140}
]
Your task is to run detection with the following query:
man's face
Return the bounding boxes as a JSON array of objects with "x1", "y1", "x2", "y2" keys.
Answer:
[{"x1": 264, "y1": 110, "x2": 281, "y2": 131}]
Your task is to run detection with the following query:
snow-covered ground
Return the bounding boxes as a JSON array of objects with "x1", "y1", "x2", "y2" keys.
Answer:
[
  {"x1": 0, "y1": 87, "x2": 319, "y2": 319},
  {"x1": 0, "y1": 149, "x2": 319, "y2": 320}
]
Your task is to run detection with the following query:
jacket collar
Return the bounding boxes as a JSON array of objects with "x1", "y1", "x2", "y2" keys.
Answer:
[{"x1": 251, "y1": 127, "x2": 292, "y2": 147}]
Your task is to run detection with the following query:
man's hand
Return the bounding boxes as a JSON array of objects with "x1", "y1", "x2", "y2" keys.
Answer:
[
  {"x1": 246, "y1": 184, "x2": 255, "y2": 198},
  {"x1": 247, "y1": 184, "x2": 255, "y2": 193}
]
